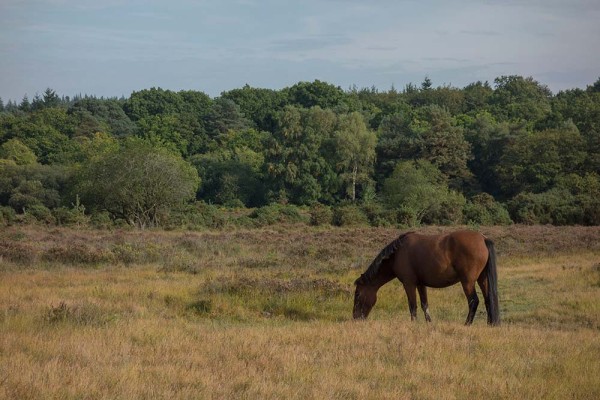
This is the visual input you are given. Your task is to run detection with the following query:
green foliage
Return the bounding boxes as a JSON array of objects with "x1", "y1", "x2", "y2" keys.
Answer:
[
  {"x1": 375, "y1": 111, "x2": 418, "y2": 180},
  {"x1": 413, "y1": 106, "x2": 472, "y2": 187},
  {"x1": 68, "y1": 97, "x2": 136, "y2": 137},
  {"x1": 249, "y1": 203, "x2": 306, "y2": 226},
  {"x1": 309, "y1": 203, "x2": 333, "y2": 226},
  {"x1": 360, "y1": 202, "x2": 396, "y2": 227},
  {"x1": 332, "y1": 112, "x2": 377, "y2": 201},
  {"x1": 508, "y1": 189, "x2": 581, "y2": 225},
  {"x1": 495, "y1": 125, "x2": 586, "y2": 196},
  {"x1": 0, "y1": 138, "x2": 37, "y2": 165},
  {"x1": 0, "y1": 109, "x2": 72, "y2": 163},
  {"x1": 90, "y1": 211, "x2": 113, "y2": 229},
  {"x1": 0, "y1": 164, "x2": 69, "y2": 212},
  {"x1": 77, "y1": 139, "x2": 200, "y2": 228},
  {"x1": 556, "y1": 173, "x2": 600, "y2": 225},
  {"x1": 204, "y1": 97, "x2": 252, "y2": 138},
  {"x1": 26, "y1": 204, "x2": 56, "y2": 224},
  {"x1": 463, "y1": 193, "x2": 512, "y2": 226},
  {"x1": 382, "y1": 160, "x2": 465, "y2": 225},
  {"x1": 2, "y1": 76, "x2": 600, "y2": 227},
  {"x1": 0, "y1": 205, "x2": 16, "y2": 226},
  {"x1": 192, "y1": 128, "x2": 267, "y2": 207},
  {"x1": 221, "y1": 85, "x2": 287, "y2": 131},
  {"x1": 166, "y1": 202, "x2": 229, "y2": 230},
  {"x1": 285, "y1": 80, "x2": 346, "y2": 110},
  {"x1": 264, "y1": 106, "x2": 338, "y2": 205},
  {"x1": 332, "y1": 204, "x2": 369, "y2": 226},
  {"x1": 507, "y1": 172, "x2": 600, "y2": 225},
  {"x1": 490, "y1": 75, "x2": 552, "y2": 127}
]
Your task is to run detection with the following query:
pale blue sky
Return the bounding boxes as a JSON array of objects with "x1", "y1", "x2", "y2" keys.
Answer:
[{"x1": 1, "y1": 0, "x2": 599, "y2": 101}]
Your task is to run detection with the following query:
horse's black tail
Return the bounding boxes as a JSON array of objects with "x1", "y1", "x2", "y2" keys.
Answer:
[{"x1": 484, "y1": 238, "x2": 500, "y2": 326}]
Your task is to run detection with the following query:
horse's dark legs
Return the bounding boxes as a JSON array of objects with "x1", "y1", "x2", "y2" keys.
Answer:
[
  {"x1": 477, "y1": 275, "x2": 492, "y2": 324},
  {"x1": 402, "y1": 283, "x2": 418, "y2": 321},
  {"x1": 461, "y1": 281, "x2": 479, "y2": 325},
  {"x1": 417, "y1": 285, "x2": 432, "y2": 322}
]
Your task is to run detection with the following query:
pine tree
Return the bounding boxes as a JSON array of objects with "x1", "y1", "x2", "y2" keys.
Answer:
[{"x1": 19, "y1": 95, "x2": 31, "y2": 111}]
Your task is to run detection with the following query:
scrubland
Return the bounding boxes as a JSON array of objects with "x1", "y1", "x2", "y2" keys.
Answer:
[{"x1": 1, "y1": 225, "x2": 599, "y2": 399}]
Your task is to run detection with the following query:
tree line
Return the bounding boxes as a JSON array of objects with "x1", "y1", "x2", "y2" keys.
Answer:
[{"x1": 1, "y1": 76, "x2": 599, "y2": 228}]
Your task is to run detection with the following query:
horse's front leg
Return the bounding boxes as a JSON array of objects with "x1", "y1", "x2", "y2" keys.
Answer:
[
  {"x1": 417, "y1": 285, "x2": 432, "y2": 322},
  {"x1": 402, "y1": 283, "x2": 418, "y2": 321}
]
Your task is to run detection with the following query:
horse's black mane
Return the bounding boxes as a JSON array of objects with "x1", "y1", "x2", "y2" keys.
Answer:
[{"x1": 354, "y1": 232, "x2": 413, "y2": 285}]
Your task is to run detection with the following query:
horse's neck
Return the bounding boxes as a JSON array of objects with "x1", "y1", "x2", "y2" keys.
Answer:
[{"x1": 371, "y1": 261, "x2": 395, "y2": 289}]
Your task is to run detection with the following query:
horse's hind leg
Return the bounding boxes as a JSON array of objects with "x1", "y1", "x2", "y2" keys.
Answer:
[
  {"x1": 417, "y1": 285, "x2": 432, "y2": 322},
  {"x1": 477, "y1": 275, "x2": 491, "y2": 324},
  {"x1": 461, "y1": 281, "x2": 479, "y2": 325}
]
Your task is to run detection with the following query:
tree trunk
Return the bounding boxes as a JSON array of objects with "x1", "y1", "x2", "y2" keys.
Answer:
[{"x1": 352, "y1": 163, "x2": 357, "y2": 202}]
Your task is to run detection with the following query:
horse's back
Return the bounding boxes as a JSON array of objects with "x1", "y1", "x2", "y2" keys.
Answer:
[{"x1": 399, "y1": 230, "x2": 488, "y2": 287}]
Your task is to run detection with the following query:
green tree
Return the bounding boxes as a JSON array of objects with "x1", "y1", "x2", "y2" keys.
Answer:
[
  {"x1": 124, "y1": 87, "x2": 185, "y2": 121},
  {"x1": 285, "y1": 80, "x2": 347, "y2": 110},
  {"x1": 413, "y1": 105, "x2": 472, "y2": 189},
  {"x1": 204, "y1": 97, "x2": 252, "y2": 137},
  {"x1": 68, "y1": 97, "x2": 137, "y2": 137},
  {"x1": 0, "y1": 138, "x2": 37, "y2": 165},
  {"x1": 490, "y1": 75, "x2": 552, "y2": 127},
  {"x1": 264, "y1": 106, "x2": 337, "y2": 204},
  {"x1": 382, "y1": 160, "x2": 465, "y2": 225},
  {"x1": 375, "y1": 111, "x2": 419, "y2": 181},
  {"x1": 463, "y1": 81, "x2": 493, "y2": 114},
  {"x1": 192, "y1": 128, "x2": 267, "y2": 206},
  {"x1": 221, "y1": 85, "x2": 287, "y2": 132},
  {"x1": 19, "y1": 95, "x2": 31, "y2": 112},
  {"x1": 464, "y1": 112, "x2": 515, "y2": 196},
  {"x1": 551, "y1": 87, "x2": 600, "y2": 173},
  {"x1": 0, "y1": 108, "x2": 73, "y2": 163},
  {"x1": 332, "y1": 112, "x2": 376, "y2": 201},
  {"x1": 495, "y1": 124, "x2": 586, "y2": 196},
  {"x1": 77, "y1": 139, "x2": 200, "y2": 228},
  {"x1": 43, "y1": 88, "x2": 61, "y2": 108},
  {"x1": 0, "y1": 164, "x2": 69, "y2": 212}
]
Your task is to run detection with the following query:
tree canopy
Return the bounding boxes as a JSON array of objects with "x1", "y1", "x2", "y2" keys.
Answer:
[{"x1": 1, "y1": 75, "x2": 599, "y2": 227}]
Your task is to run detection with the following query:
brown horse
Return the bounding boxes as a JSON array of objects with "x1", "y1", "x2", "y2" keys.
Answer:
[{"x1": 353, "y1": 230, "x2": 499, "y2": 325}]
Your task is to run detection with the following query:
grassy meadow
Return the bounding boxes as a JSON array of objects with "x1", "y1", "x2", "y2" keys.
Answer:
[{"x1": 1, "y1": 224, "x2": 599, "y2": 399}]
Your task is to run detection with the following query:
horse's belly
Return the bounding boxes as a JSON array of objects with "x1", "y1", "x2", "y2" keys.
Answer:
[{"x1": 419, "y1": 267, "x2": 460, "y2": 288}]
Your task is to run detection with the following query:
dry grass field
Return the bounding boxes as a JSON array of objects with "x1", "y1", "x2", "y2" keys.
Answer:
[{"x1": 1, "y1": 225, "x2": 599, "y2": 399}]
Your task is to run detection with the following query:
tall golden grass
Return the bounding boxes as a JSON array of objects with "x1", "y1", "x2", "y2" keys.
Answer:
[{"x1": 1, "y1": 225, "x2": 599, "y2": 399}]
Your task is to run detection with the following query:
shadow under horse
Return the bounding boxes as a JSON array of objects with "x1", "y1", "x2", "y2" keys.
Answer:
[{"x1": 353, "y1": 230, "x2": 500, "y2": 325}]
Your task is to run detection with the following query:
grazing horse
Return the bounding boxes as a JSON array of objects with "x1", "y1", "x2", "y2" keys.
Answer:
[{"x1": 353, "y1": 230, "x2": 500, "y2": 325}]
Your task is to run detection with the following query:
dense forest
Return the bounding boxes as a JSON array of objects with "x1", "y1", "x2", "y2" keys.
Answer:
[{"x1": 1, "y1": 75, "x2": 599, "y2": 228}]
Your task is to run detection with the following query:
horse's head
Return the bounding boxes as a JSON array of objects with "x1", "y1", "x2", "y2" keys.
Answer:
[{"x1": 353, "y1": 278, "x2": 377, "y2": 319}]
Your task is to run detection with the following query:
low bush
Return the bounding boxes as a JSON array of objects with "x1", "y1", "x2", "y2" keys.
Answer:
[
  {"x1": 360, "y1": 202, "x2": 395, "y2": 227},
  {"x1": 249, "y1": 204, "x2": 306, "y2": 226},
  {"x1": 309, "y1": 203, "x2": 333, "y2": 226},
  {"x1": 508, "y1": 189, "x2": 582, "y2": 225},
  {"x1": 26, "y1": 204, "x2": 56, "y2": 225},
  {"x1": 464, "y1": 193, "x2": 512, "y2": 226},
  {"x1": 332, "y1": 204, "x2": 369, "y2": 227},
  {"x1": 0, "y1": 206, "x2": 16, "y2": 226}
]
